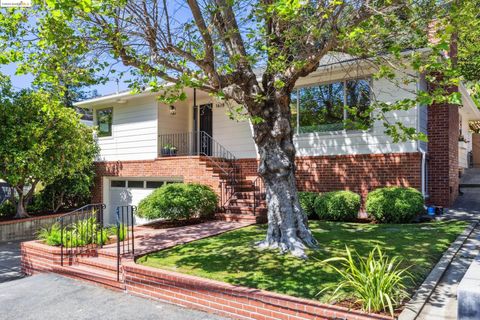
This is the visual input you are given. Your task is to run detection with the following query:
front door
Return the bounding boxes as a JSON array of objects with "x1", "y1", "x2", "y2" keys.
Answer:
[{"x1": 194, "y1": 103, "x2": 213, "y2": 156}]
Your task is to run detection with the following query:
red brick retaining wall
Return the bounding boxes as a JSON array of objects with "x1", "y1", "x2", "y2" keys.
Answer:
[
  {"x1": 123, "y1": 261, "x2": 392, "y2": 320},
  {"x1": 21, "y1": 241, "x2": 67, "y2": 275}
]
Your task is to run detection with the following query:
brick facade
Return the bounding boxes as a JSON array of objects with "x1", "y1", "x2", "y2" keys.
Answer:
[
  {"x1": 427, "y1": 91, "x2": 460, "y2": 207},
  {"x1": 92, "y1": 156, "x2": 224, "y2": 204},
  {"x1": 93, "y1": 153, "x2": 423, "y2": 206}
]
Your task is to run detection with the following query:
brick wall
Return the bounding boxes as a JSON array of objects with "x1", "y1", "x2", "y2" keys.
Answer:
[
  {"x1": 123, "y1": 261, "x2": 391, "y2": 320},
  {"x1": 237, "y1": 153, "x2": 422, "y2": 201},
  {"x1": 92, "y1": 156, "x2": 224, "y2": 204},
  {"x1": 93, "y1": 153, "x2": 422, "y2": 206},
  {"x1": 427, "y1": 88, "x2": 460, "y2": 207}
]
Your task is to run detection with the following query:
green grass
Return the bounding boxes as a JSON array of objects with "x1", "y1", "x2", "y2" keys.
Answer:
[{"x1": 137, "y1": 221, "x2": 467, "y2": 302}]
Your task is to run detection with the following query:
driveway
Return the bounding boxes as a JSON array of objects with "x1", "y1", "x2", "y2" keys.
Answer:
[
  {"x1": 0, "y1": 273, "x2": 228, "y2": 320},
  {"x1": 0, "y1": 240, "x2": 23, "y2": 283}
]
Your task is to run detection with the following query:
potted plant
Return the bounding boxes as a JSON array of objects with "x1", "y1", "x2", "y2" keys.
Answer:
[
  {"x1": 169, "y1": 145, "x2": 177, "y2": 156},
  {"x1": 161, "y1": 143, "x2": 173, "y2": 156}
]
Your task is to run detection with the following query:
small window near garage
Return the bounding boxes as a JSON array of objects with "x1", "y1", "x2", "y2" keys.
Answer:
[
  {"x1": 146, "y1": 181, "x2": 165, "y2": 189},
  {"x1": 127, "y1": 181, "x2": 144, "y2": 188},
  {"x1": 96, "y1": 107, "x2": 113, "y2": 137},
  {"x1": 111, "y1": 180, "x2": 126, "y2": 188}
]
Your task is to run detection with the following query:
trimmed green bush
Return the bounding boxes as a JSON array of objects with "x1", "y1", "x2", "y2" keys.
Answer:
[
  {"x1": 137, "y1": 183, "x2": 218, "y2": 220},
  {"x1": 298, "y1": 192, "x2": 318, "y2": 218},
  {"x1": 314, "y1": 190, "x2": 360, "y2": 221},
  {"x1": 366, "y1": 187, "x2": 424, "y2": 223}
]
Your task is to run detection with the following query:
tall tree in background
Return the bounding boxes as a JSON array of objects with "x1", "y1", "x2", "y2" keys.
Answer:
[{"x1": 0, "y1": 0, "x2": 467, "y2": 256}]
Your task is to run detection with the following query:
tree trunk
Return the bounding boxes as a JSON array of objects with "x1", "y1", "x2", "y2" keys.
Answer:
[
  {"x1": 14, "y1": 193, "x2": 29, "y2": 219},
  {"x1": 253, "y1": 95, "x2": 317, "y2": 258}
]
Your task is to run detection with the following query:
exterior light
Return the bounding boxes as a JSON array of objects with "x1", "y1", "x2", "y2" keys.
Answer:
[{"x1": 169, "y1": 105, "x2": 176, "y2": 115}]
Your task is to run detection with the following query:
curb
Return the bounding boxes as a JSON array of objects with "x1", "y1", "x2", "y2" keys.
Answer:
[{"x1": 398, "y1": 221, "x2": 478, "y2": 320}]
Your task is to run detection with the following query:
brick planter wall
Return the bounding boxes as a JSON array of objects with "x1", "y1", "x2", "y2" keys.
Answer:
[
  {"x1": 123, "y1": 261, "x2": 392, "y2": 320},
  {"x1": 21, "y1": 241, "x2": 67, "y2": 275},
  {"x1": 93, "y1": 153, "x2": 422, "y2": 206}
]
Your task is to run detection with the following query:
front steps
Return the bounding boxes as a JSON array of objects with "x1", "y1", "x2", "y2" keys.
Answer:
[{"x1": 199, "y1": 157, "x2": 267, "y2": 223}]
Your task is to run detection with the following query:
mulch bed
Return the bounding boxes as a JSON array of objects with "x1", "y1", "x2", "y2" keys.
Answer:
[{"x1": 141, "y1": 217, "x2": 215, "y2": 229}]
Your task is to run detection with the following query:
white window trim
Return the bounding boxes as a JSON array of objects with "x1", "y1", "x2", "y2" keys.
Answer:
[{"x1": 292, "y1": 77, "x2": 373, "y2": 137}]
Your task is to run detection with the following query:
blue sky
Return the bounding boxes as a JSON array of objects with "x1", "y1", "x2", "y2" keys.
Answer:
[{"x1": 0, "y1": 62, "x2": 130, "y2": 96}]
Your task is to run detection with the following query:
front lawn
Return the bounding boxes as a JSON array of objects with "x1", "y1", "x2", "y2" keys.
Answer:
[{"x1": 137, "y1": 221, "x2": 467, "y2": 302}]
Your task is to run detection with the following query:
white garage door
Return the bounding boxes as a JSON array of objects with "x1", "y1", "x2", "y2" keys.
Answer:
[{"x1": 107, "y1": 179, "x2": 178, "y2": 225}]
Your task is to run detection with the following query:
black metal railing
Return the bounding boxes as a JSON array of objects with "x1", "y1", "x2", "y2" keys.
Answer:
[
  {"x1": 115, "y1": 205, "x2": 136, "y2": 281},
  {"x1": 59, "y1": 203, "x2": 106, "y2": 266},
  {"x1": 158, "y1": 131, "x2": 240, "y2": 206},
  {"x1": 252, "y1": 176, "x2": 266, "y2": 216}
]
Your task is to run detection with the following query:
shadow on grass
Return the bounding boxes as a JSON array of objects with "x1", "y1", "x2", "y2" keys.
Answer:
[{"x1": 137, "y1": 221, "x2": 467, "y2": 301}]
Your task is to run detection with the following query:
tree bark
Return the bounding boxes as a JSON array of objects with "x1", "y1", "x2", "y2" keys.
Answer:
[
  {"x1": 253, "y1": 95, "x2": 317, "y2": 258},
  {"x1": 14, "y1": 192, "x2": 29, "y2": 219}
]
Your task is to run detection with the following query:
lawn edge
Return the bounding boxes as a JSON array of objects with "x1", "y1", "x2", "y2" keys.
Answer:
[{"x1": 398, "y1": 221, "x2": 478, "y2": 320}]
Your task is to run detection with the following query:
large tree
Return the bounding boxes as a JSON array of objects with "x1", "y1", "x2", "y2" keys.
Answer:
[
  {"x1": 0, "y1": 76, "x2": 99, "y2": 218},
  {"x1": 0, "y1": 0, "x2": 465, "y2": 255}
]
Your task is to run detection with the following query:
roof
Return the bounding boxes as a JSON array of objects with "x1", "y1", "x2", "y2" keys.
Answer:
[{"x1": 74, "y1": 49, "x2": 431, "y2": 108}]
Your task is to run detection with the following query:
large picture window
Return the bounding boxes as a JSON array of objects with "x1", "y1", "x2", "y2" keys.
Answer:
[
  {"x1": 290, "y1": 78, "x2": 371, "y2": 134},
  {"x1": 96, "y1": 107, "x2": 113, "y2": 137}
]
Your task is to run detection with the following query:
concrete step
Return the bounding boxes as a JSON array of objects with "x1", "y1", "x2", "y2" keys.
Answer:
[{"x1": 234, "y1": 192, "x2": 266, "y2": 200}]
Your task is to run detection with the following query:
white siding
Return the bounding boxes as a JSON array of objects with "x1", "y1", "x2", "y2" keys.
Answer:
[
  {"x1": 459, "y1": 108, "x2": 473, "y2": 169},
  {"x1": 94, "y1": 97, "x2": 158, "y2": 161},
  {"x1": 212, "y1": 105, "x2": 257, "y2": 158}
]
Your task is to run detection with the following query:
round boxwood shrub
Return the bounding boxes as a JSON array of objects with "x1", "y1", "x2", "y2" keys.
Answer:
[
  {"x1": 314, "y1": 190, "x2": 360, "y2": 221},
  {"x1": 137, "y1": 183, "x2": 218, "y2": 220},
  {"x1": 298, "y1": 192, "x2": 318, "y2": 218},
  {"x1": 366, "y1": 187, "x2": 424, "y2": 223}
]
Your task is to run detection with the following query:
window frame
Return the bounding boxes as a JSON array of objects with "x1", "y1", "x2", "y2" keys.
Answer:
[
  {"x1": 96, "y1": 107, "x2": 113, "y2": 138},
  {"x1": 291, "y1": 77, "x2": 373, "y2": 136}
]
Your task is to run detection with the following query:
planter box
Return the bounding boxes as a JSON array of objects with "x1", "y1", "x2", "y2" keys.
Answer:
[{"x1": 123, "y1": 261, "x2": 392, "y2": 320}]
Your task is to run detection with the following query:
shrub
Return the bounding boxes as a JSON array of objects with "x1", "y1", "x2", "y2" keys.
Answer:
[
  {"x1": 0, "y1": 200, "x2": 15, "y2": 218},
  {"x1": 366, "y1": 187, "x2": 424, "y2": 223},
  {"x1": 320, "y1": 246, "x2": 411, "y2": 316},
  {"x1": 314, "y1": 191, "x2": 360, "y2": 221},
  {"x1": 37, "y1": 217, "x2": 108, "y2": 246},
  {"x1": 298, "y1": 192, "x2": 318, "y2": 218},
  {"x1": 137, "y1": 183, "x2": 218, "y2": 220}
]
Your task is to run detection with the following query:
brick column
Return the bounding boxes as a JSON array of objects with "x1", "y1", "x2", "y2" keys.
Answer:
[{"x1": 427, "y1": 97, "x2": 460, "y2": 207}]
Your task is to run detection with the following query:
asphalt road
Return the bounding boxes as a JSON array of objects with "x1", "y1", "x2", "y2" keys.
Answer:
[{"x1": 0, "y1": 273, "x2": 228, "y2": 320}]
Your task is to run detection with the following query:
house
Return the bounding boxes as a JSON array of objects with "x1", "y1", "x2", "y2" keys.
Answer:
[{"x1": 75, "y1": 54, "x2": 480, "y2": 225}]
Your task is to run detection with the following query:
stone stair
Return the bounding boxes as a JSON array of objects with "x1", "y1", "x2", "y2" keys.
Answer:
[{"x1": 199, "y1": 157, "x2": 267, "y2": 223}]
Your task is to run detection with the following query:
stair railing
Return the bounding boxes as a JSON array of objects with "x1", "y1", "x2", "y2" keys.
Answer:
[
  {"x1": 252, "y1": 176, "x2": 266, "y2": 216},
  {"x1": 115, "y1": 205, "x2": 136, "y2": 281},
  {"x1": 158, "y1": 131, "x2": 241, "y2": 207},
  {"x1": 58, "y1": 203, "x2": 106, "y2": 266}
]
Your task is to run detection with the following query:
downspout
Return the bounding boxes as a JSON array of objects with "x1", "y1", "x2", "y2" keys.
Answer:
[{"x1": 416, "y1": 77, "x2": 427, "y2": 198}]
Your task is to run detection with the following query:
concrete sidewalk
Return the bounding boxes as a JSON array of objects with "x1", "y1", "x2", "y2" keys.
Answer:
[
  {"x1": 417, "y1": 187, "x2": 480, "y2": 319},
  {"x1": 0, "y1": 273, "x2": 228, "y2": 320}
]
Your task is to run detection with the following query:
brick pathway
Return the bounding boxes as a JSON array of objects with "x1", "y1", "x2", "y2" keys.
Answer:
[{"x1": 100, "y1": 220, "x2": 253, "y2": 257}]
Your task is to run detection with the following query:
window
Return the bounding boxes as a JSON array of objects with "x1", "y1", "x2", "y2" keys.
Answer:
[
  {"x1": 127, "y1": 181, "x2": 144, "y2": 188},
  {"x1": 291, "y1": 78, "x2": 371, "y2": 134},
  {"x1": 111, "y1": 180, "x2": 126, "y2": 188},
  {"x1": 96, "y1": 107, "x2": 113, "y2": 137},
  {"x1": 146, "y1": 181, "x2": 165, "y2": 189}
]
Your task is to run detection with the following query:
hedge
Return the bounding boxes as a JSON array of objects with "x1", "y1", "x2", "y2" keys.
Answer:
[
  {"x1": 314, "y1": 190, "x2": 360, "y2": 221},
  {"x1": 366, "y1": 187, "x2": 424, "y2": 223}
]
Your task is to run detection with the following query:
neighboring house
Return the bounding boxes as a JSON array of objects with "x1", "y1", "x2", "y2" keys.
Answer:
[{"x1": 75, "y1": 54, "x2": 480, "y2": 225}]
